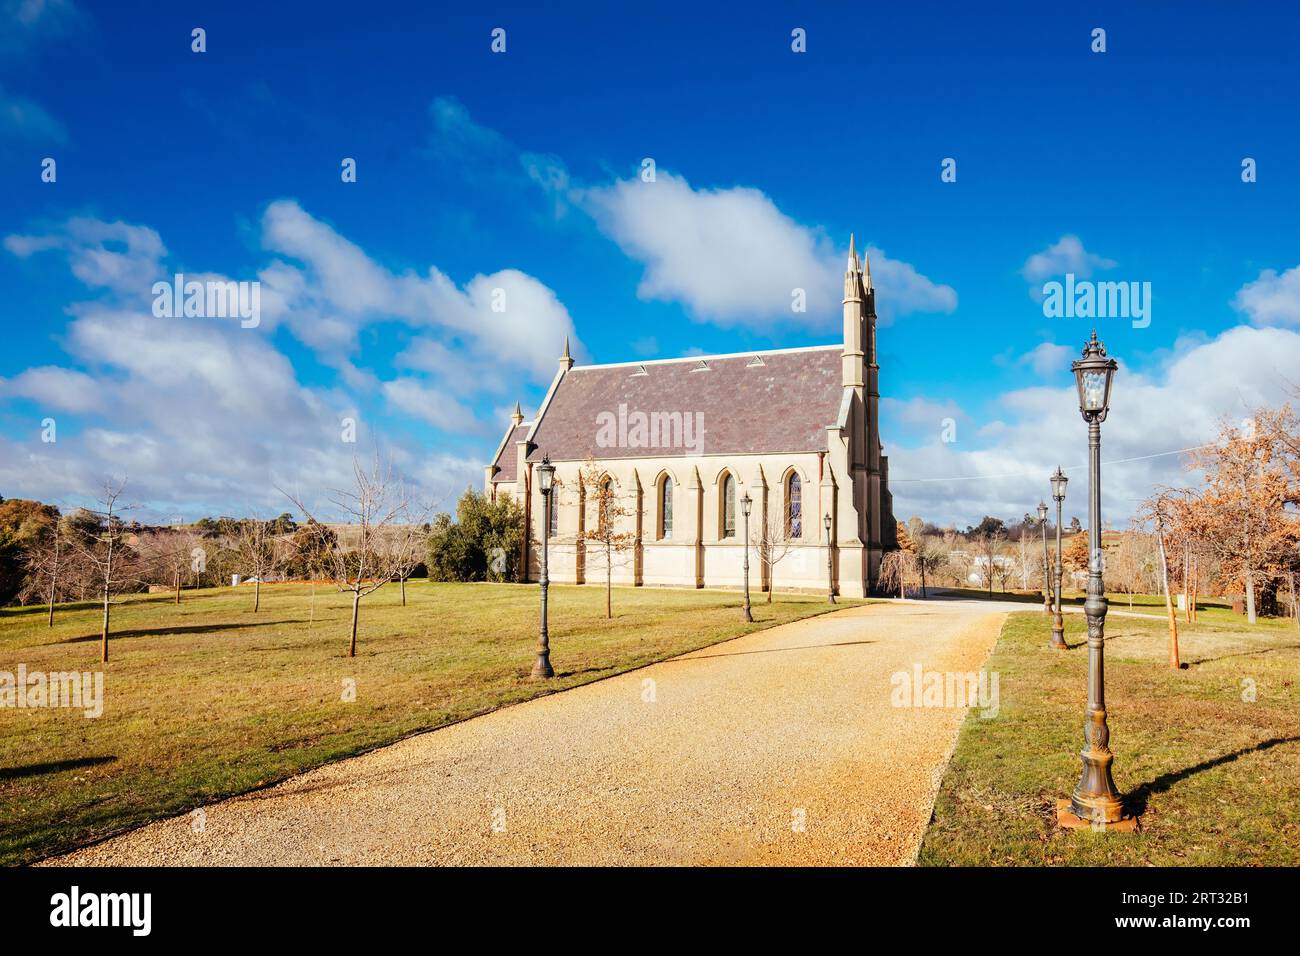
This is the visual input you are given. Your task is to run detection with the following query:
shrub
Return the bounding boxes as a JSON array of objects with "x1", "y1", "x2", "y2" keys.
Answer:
[{"x1": 426, "y1": 489, "x2": 524, "y2": 582}]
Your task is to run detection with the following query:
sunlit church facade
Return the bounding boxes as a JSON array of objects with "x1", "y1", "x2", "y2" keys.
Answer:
[{"x1": 484, "y1": 237, "x2": 896, "y2": 598}]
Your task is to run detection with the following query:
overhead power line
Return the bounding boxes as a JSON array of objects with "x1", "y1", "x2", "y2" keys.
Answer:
[{"x1": 891, "y1": 443, "x2": 1214, "y2": 484}]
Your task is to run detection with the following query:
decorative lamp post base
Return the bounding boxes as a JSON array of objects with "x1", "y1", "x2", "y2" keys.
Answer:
[
  {"x1": 530, "y1": 654, "x2": 554, "y2": 679},
  {"x1": 1050, "y1": 618, "x2": 1067, "y2": 649},
  {"x1": 1056, "y1": 799, "x2": 1139, "y2": 832},
  {"x1": 1066, "y1": 705, "x2": 1129, "y2": 825}
]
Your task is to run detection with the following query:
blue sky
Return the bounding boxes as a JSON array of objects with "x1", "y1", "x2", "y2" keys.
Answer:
[{"x1": 2, "y1": 0, "x2": 1299, "y2": 525}]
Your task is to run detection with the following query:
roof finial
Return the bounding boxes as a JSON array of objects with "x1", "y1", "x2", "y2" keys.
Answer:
[
  {"x1": 560, "y1": 335, "x2": 574, "y2": 371},
  {"x1": 863, "y1": 252, "x2": 872, "y2": 289},
  {"x1": 511, "y1": 401, "x2": 524, "y2": 426},
  {"x1": 847, "y1": 233, "x2": 858, "y2": 271}
]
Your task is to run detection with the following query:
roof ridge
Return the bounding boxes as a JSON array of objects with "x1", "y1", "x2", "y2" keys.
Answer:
[{"x1": 569, "y1": 343, "x2": 841, "y2": 371}]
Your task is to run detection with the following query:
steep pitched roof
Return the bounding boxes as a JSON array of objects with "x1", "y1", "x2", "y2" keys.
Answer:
[
  {"x1": 488, "y1": 422, "x2": 531, "y2": 484},
  {"x1": 525, "y1": 345, "x2": 845, "y2": 463}
]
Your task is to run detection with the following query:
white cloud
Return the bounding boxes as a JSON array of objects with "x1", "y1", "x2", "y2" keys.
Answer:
[
  {"x1": 0, "y1": 84, "x2": 67, "y2": 142},
  {"x1": 259, "y1": 199, "x2": 578, "y2": 381},
  {"x1": 1232, "y1": 264, "x2": 1300, "y2": 328},
  {"x1": 580, "y1": 171, "x2": 956, "y2": 328},
  {"x1": 6, "y1": 217, "x2": 164, "y2": 292},
  {"x1": 1, "y1": 0, "x2": 86, "y2": 55},
  {"x1": 382, "y1": 378, "x2": 484, "y2": 434},
  {"x1": 885, "y1": 325, "x2": 1300, "y2": 528},
  {"x1": 0, "y1": 366, "x2": 99, "y2": 412},
  {"x1": 881, "y1": 396, "x2": 968, "y2": 434},
  {"x1": 1021, "y1": 235, "x2": 1117, "y2": 299},
  {"x1": 1019, "y1": 342, "x2": 1073, "y2": 377},
  {"x1": 0, "y1": 210, "x2": 539, "y2": 516}
]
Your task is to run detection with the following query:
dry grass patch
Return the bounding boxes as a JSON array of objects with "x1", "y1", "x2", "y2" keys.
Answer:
[
  {"x1": 1, "y1": 581, "x2": 854, "y2": 864},
  {"x1": 918, "y1": 601, "x2": 1300, "y2": 866}
]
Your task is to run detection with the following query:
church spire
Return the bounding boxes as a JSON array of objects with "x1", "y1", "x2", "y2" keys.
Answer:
[
  {"x1": 560, "y1": 335, "x2": 574, "y2": 371},
  {"x1": 511, "y1": 401, "x2": 524, "y2": 427},
  {"x1": 842, "y1": 232, "x2": 865, "y2": 389},
  {"x1": 863, "y1": 252, "x2": 872, "y2": 291}
]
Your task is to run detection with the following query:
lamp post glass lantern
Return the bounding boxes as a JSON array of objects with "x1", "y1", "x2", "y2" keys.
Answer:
[
  {"x1": 824, "y1": 513, "x2": 835, "y2": 604},
  {"x1": 532, "y1": 456, "x2": 556, "y2": 679},
  {"x1": 1068, "y1": 331, "x2": 1125, "y2": 824},
  {"x1": 741, "y1": 493, "x2": 753, "y2": 622},
  {"x1": 1050, "y1": 467, "x2": 1068, "y2": 649}
]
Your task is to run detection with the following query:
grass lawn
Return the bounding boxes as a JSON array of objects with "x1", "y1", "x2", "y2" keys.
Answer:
[
  {"x1": 918, "y1": 596, "x2": 1300, "y2": 865},
  {"x1": 0, "y1": 580, "x2": 854, "y2": 865}
]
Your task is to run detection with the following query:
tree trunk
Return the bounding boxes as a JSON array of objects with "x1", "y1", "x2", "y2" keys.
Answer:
[
  {"x1": 47, "y1": 568, "x2": 57, "y2": 627},
  {"x1": 1182, "y1": 545, "x2": 1190, "y2": 623},
  {"x1": 1156, "y1": 523, "x2": 1179, "y2": 669},
  {"x1": 175, "y1": 569, "x2": 182, "y2": 605},
  {"x1": 1190, "y1": 556, "x2": 1198, "y2": 624},
  {"x1": 348, "y1": 591, "x2": 360, "y2": 657},
  {"x1": 605, "y1": 554, "x2": 612, "y2": 619},
  {"x1": 254, "y1": 577, "x2": 261, "y2": 613},
  {"x1": 400, "y1": 575, "x2": 407, "y2": 607},
  {"x1": 1290, "y1": 572, "x2": 1298, "y2": 629},
  {"x1": 1244, "y1": 567, "x2": 1257, "y2": 625},
  {"x1": 100, "y1": 587, "x2": 111, "y2": 663}
]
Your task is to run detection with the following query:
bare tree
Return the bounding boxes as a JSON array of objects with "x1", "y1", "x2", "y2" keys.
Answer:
[
  {"x1": 751, "y1": 507, "x2": 795, "y2": 603},
  {"x1": 992, "y1": 542, "x2": 1016, "y2": 593},
  {"x1": 913, "y1": 535, "x2": 948, "y2": 598},
  {"x1": 284, "y1": 455, "x2": 429, "y2": 657},
  {"x1": 66, "y1": 479, "x2": 138, "y2": 663},
  {"x1": 394, "y1": 525, "x2": 428, "y2": 606},
  {"x1": 879, "y1": 549, "x2": 918, "y2": 598},
  {"x1": 578, "y1": 461, "x2": 637, "y2": 619},
  {"x1": 137, "y1": 528, "x2": 206, "y2": 605},
  {"x1": 227, "y1": 516, "x2": 281, "y2": 612},
  {"x1": 971, "y1": 529, "x2": 1006, "y2": 597},
  {"x1": 22, "y1": 516, "x2": 69, "y2": 626},
  {"x1": 1150, "y1": 506, "x2": 1181, "y2": 669}
]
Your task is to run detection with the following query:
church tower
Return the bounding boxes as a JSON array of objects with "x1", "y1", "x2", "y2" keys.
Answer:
[{"x1": 841, "y1": 234, "x2": 888, "y2": 591}]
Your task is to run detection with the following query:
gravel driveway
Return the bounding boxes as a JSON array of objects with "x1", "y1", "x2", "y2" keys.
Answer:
[{"x1": 46, "y1": 600, "x2": 1005, "y2": 866}]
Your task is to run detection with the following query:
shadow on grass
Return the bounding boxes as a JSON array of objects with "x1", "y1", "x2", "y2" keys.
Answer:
[
  {"x1": 1185, "y1": 644, "x2": 1300, "y2": 667},
  {"x1": 58, "y1": 620, "x2": 309, "y2": 644},
  {"x1": 928, "y1": 588, "x2": 1045, "y2": 605},
  {"x1": 2, "y1": 594, "x2": 185, "y2": 619},
  {"x1": 1125, "y1": 735, "x2": 1300, "y2": 816},
  {"x1": 668, "y1": 639, "x2": 877, "y2": 661},
  {"x1": 0, "y1": 755, "x2": 117, "y2": 781}
]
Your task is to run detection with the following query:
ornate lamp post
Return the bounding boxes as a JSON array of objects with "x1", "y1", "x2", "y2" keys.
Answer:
[
  {"x1": 1038, "y1": 501, "x2": 1051, "y2": 615},
  {"x1": 824, "y1": 513, "x2": 836, "y2": 604},
  {"x1": 1065, "y1": 331, "x2": 1126, "y2": 826},
  {"x1": 1050, "y1": 467, "x2": 1069, "y2": 649},
  {"x1": 531, "y1": 456, "x2": 556, "y2": 679},
  {"x1": 741, "y1": 493, "x2": 753, "y2": 622}
]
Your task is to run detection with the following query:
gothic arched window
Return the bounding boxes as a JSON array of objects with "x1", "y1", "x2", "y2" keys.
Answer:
[
  {"x1": 549, "y1": 481, "x2": 560, "y2": 535},
  {"x1": 721, "y1": 473, "x2": 736, "y2": 539},
  {"x1": 598, "y1": 477, "x2": 613, "y2": 535},
  {"x1": 786, "y1": 473, "x2": 803, "y2": 539},
  {"x1": 659, "y1": 475, "x2": 673, "y2": 540}
]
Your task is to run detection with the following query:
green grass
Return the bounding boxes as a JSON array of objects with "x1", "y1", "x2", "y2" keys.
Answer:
[
  {"x1": 0, "y1": 581, "x2": 855, "y2": 865},
  {"x1": 918, "y1": 601, "x2": 1300, "y2": 865}
]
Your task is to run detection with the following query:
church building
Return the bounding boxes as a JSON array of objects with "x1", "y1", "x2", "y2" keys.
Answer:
[{"x1": 484, "y1": 236, "x2": 897, "y2": 598}]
